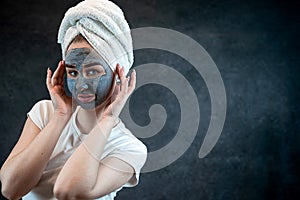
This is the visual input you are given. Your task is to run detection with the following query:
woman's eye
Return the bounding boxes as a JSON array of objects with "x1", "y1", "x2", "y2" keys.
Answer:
[
  {"x1": 87, "y1": 70, "x2": 97, "y2": 75},
  {"x1": 68, "y1": 71, "x2": 78, "y2": 77},
  {"x1": 86, "y1": 69, "x2": 104, "y2": 77}
]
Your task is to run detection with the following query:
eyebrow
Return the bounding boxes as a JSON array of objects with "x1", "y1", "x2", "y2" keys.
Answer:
[
  {"x1": 83, "y1": 62, "x2": 104, "y2": 69},
  {"x1": 65, "y1": 64, "x2": 76, "y2": 68},
  {"x1": 65, "y1": 62, "x2": 106, "y2": 69}
]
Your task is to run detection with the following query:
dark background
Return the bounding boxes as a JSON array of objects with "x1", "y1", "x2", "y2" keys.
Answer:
[{"x1": 0, "y1": 0, "x2": 299, "y2": 199}]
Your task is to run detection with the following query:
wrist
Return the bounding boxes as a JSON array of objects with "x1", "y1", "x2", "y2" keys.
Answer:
[
  {"x1": 100, "y1": 115, "x2": 120, "y2": 127},
  {"x1": 47, "y1": 115, "x2": 70, "y2": 134},
  {"x1": 53, "y1": 111, "x2": 71, "y2": 122}
]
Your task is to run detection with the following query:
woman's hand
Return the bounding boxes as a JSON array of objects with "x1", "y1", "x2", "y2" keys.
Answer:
[
  {"x1": 101, "y1": 64, "x2": 136, "y2": 122},
  {"x1": 46, "y1": 60, "x2": 72, "y2": 118}
]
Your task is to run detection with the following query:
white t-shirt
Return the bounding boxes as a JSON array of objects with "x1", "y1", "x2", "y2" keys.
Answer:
[{"x1": 22, "y1": 100, "x2": 147, "y2": 200}]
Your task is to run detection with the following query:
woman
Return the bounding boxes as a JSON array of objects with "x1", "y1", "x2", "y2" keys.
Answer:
[{"x1": 0, "y1": 0, "x2": 147, "y2": 199}]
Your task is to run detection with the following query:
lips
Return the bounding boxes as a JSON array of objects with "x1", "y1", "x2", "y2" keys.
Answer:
[{"x1": 77, "y1": 94, "x2": 95, "y2": 103}]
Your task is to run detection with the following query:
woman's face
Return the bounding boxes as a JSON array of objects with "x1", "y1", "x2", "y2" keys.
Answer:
[{"x1": 65, "y1": 41, "x2": 114, "y2": 110}]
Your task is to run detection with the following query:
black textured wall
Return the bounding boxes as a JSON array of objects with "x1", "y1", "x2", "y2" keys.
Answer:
[{"x1": 0, "y1": 0, "x2": 299, "y2": 200}]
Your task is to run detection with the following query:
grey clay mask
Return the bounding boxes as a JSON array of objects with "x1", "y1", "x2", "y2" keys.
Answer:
[{"x1": 64, "y1": 48, "x2": 114, "y2": 110}]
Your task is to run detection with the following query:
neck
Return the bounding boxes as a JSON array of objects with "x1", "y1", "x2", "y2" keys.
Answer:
[{"x1": 76, "y1": 106, "x2": 104, "y2": 134}]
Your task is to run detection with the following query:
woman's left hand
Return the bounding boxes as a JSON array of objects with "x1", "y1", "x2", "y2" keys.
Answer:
[{"x1": 101, "y1": 64, "x2": 136, "y2": 121}]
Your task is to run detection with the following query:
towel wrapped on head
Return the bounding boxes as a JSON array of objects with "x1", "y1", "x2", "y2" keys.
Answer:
[{"x1": 57, "y1": 0, "x2": 133, "y2": 75}]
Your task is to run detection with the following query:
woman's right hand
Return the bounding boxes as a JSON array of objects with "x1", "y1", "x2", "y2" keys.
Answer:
[{"x1": 46, "y1": 60, "x2": 72, "y2": 118}]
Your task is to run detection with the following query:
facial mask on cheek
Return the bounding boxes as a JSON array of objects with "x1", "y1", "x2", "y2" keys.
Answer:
[
  {"x1": 64, "y1": 48, "x2": 114, "y2": 110},
  {"x1": 94, "y1": 68, "x2": 113, "y2": 105}
]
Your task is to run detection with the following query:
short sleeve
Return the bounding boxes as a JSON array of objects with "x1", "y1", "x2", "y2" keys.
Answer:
[
  {"x1": 105, "y1": 122, "x2": 147, "y2": 187},
  {"x1": 27, "y1": 100, "x2": 54, "y2": 130}
]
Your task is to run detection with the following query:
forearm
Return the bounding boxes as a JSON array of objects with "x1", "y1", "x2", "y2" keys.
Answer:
[
  {"x1": 0, "y1": 115, "x2": 69, "y2": 198},
  {"x1": 54, "y1": 116, "x2": 115, "y2": 197}
]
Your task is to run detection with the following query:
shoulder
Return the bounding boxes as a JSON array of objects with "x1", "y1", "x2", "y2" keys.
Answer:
[
  {"x1": 31, "y1": 99, "x2": 53, "y2": 109},
  {"x1": 27, "y1": 100, "x2": 54, "y2": 129},
  {"x1": 105, "y1": 120, "x2": 147, "y2": 169},
  {"x1": 110, "y1": 121, "x2": 147, "y2": 154}
]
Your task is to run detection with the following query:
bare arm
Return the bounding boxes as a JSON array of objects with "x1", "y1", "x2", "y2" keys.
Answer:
[
  {"x1": 54, "y1": 64, "x2": 137, "y2": 199},
  {"x1": 0, "y1": 61, "x2": 72, "y2": 199},
  {"x1": 0, "y1": 116, "x2": 69, "y2": 199}
]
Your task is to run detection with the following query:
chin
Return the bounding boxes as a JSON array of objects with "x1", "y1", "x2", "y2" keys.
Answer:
[
  {"x1": 77, "y1": 100, "x2": 107, "y2": 111},
  {"x1": 77, "y1": 100, "x2": 96, "y2": 110}
]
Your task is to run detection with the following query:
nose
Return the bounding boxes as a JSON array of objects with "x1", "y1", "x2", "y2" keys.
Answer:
[{"x1": 76, "y1": 77, "x2": 89, "y2": 91}]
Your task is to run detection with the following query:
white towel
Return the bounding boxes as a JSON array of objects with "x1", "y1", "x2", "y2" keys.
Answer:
[{"x1": 57, "y1": 0, "x2": 133, "y2": 74}]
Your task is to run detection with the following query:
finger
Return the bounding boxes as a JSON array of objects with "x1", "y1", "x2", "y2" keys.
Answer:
[
  {"x1": 119, "y1": 66, "x2": 128, "y2": 93},
  {"x1": 57, "y1": 60, "x2": 66, "y2": 85},
  {"x1": 114, "y1": 63, "x2": 120, "y2": 77},
  {"x1": 55, "y1": 60, "x2": 65, "y2": 85},
  {"x1": 114, "y1": 63, "x2": 120, "y2": 84},
  {"x1": 111, "y1": 83, "x2": 120, "y2": 102},
  {"x1": 51, "y1": 61, "x2": 62, "y2": 85},
  {"x1": 127, "y1": 69, "x2": 136, "y2": 94},
  {"x1": 46, "y1": 67, "x2": 52, "y2": 90},
  {"x1": 116, "y1": 64, "x2": 123, "y2": 80},
  {"x1": 114, "y1": 83, "x2": 121, "y2": 95}
]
